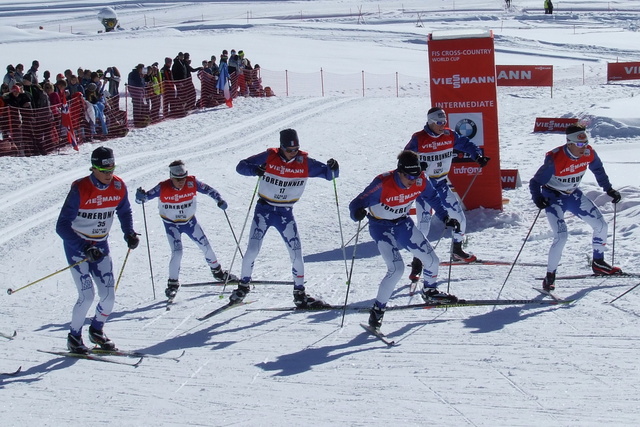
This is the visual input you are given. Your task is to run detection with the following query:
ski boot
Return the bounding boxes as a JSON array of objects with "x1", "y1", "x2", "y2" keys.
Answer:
[
  {"x1": 88, "y1": 325, "x2": 116, "y2": 351},
  {"x1": 409, "y1": 257, "x2": 422, "y2": 283},
  {"x1": 67, "y1": 333, "x2": 89, "y2": 354},
  {"x1": 229, "y1": 282, "x2": 251, "y2": 305},
  {"x1": 165, "y1": 279, "x2": 180, "y2": 299},
  {"x1": 368, "y1": 302, "x2": 386, "y2": 330},
  {"x1": 542, "y1": 271, "x2": 556, "y2": 292},
  {"x1": 293, "y1": 287, "x2": 328, "y2": 309},
  {"x1": 211, "y1": 266, "x2": 239, "y2": 282},
  {"x1": 592, "y1": 259, "x2": 622, "y2": 275},
  {"x1": 452, "y1": 241, "x2": 477, "y2": 263},
  {"x1": 421, "y1": 287, "x2": 458, "y2": 304}
]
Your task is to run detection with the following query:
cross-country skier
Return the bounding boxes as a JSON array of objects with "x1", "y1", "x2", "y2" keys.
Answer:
[
  {"x1": 230, "y1": 128, "x2": 339, "y2": 308},
  {"x1": 404, "y1": 107, "x2": 490, "y2": 284},
  {"x1": 530, "y1": 124, "x2": 622, "y2": 291},
  {"x1": 349, "y1": 150, "x2": 461, "y2": 330},
  {"x1": 56, "y1": 147, "x2": 139, "y2": 354},
  {"x1": 135, "y1": 160, "x2": 237, "y2": 301}
]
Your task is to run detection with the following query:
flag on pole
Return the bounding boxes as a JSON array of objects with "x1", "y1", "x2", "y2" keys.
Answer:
[{"x1": 216, "y1": 62, "x2": 233, "y2": 108}]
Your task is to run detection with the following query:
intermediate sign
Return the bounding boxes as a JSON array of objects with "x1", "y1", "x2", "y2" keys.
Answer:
[{"x1": 428, "y1": 29, "x2": 502, "y2": 211}]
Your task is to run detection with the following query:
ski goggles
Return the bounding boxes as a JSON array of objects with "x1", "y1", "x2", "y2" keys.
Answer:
[
  {"x1": 94, "y1": 165, "x2": 116, "y2": 173},
  {"x1": 428, "y1": 119, "x2": 447, "y2": 126},
  {"x1": 283, "y1": 146, "x2": 299, "y2": 153}
]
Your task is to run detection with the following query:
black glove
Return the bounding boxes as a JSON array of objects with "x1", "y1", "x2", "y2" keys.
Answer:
[
  {"x1": 327, "y1": 158, "x2": 339, "y2": 171},
  {"x1": 256, "y1": 164, "x2": 266, "y2": 177},
  {"x1": 125, "y1": 232, "x2": 140, "y2": 250},
  {"x1": 534, "y1": 197, "x2": 550, "y2": 210},
  {"x1": 217, "y1": 199, "x2": 228, "y2": 210},
  {"x1": 353, "y1": 207, "x2": 367, "y2": 222},
  {"x1": 84, "y1": 246, "x2": 104, "y2": 263},
  {"x1": 444, "y1": 216, "x2": 461, "y2": 232},
  {"x1": 420, "y1": 162, "x2": 429, "y2": 172},
  {"x1": 607, "y1": 188, "x2": 621, "y2": 204},
  {"x1": 476, "y1": 156, "x2": 490, "y2": 168},
  {"x1": 135, "y1": 187, "x2": 147, "y2": 204}
]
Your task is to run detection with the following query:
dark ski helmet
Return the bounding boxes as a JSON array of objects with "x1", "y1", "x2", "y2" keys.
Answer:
[{"x1": 280, "y1": 128, "x2": 299, "y2": 149}]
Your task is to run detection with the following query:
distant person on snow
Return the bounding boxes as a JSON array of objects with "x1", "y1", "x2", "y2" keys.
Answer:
[
  {"x1": 136, "y1": 160, "x2": 238, "y2": 301},
  {"x1": 230, "y1": 128, "x2": 339, "y2": 308},
  {"x1": 529, "y1": 124, "x2": 622, "y2": 292},
  {"x1": 544, "y1": 0, "x2": 553, "y2": 14},
  {"x1": 404, "y1": 107, "x2": 490, "y2": 284},
  {"x1": 349, "y1": 150, "x2": 460, "y2": 331},
  {"x1": 56, "y1": 147, "x2": 139, "y2": 354}
]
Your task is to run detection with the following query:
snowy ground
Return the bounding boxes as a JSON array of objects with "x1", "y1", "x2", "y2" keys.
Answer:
[{"x1": 2, "y1": 1, "x2": 640, "y2": 426}]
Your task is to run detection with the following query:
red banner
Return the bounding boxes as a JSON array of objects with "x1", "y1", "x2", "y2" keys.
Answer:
[
  {"x1": 500, "y1": 169, "x2": 521, "y2": 189},
  {"x1": 496, "y1": 65, "x2": 553, "y2": 87},
  {"x1": 607, "y1": 61, "x2": 640, "y2": 81},
  {"x1": 428, "y1": 30, "x2": 502, "y2": 211},
  {"x1": 533, "y1": 117, "x2": 578, "y2": 133}
]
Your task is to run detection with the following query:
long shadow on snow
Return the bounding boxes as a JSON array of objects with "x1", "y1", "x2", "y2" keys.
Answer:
[
  {"x1": 462, "y1": 303, "x2": 575, "y2": 333},
  {"x1": 256, "y1": 333, "x2": 388, "y2": 377},
  {"x1": 3, "y1": 354, "x2": 84, "y2": 384}
]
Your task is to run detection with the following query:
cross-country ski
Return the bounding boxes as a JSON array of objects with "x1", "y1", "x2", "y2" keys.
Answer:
[{"x1": 38, "y1": 350, "x2": 143, "y2": 367}]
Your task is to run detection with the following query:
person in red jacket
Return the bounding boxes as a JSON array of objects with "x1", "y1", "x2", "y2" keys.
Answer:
[
  {"x1": 136, "y1": 160, "x2": 237, "y2": 302},
  {"x1": 56, "y1": 147, "x2": 139, "y2": 354},
  {"x1": 231, "y1": 128, "x2": 339, "y2": 308},
  {"x1": 529, "y1": 125, "x2": 622, "y2": 291}
]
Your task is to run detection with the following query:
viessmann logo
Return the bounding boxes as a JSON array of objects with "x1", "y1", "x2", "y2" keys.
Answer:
[
  {"x1": 384, "y1": 190, "x2": 421, "y2": 204},
  {"x1": 560, "y1": 162, "x2": 590, "y2": 174},
  {"x1": 85, "y1": 195, "x2": 121, "y2": 206},
  {"x1": 432, "y1": 74, "x2": 495, "y2": 89},
  {"x1": 269, "y1": 164, "x2": 305, "y2": 174}
]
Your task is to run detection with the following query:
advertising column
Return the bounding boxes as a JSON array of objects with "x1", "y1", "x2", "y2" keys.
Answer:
[{"x1": 428, "y1": 29, "x2": 502, "y2": 211}]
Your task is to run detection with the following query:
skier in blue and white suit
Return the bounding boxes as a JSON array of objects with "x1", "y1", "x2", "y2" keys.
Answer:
[
  {"x1": 349, "y1": 150, "x2": 461, "y2": 330},
  {"x1": 530, "y1": 124, "x2": 622, "y2": 292},
  {"x1": 230, "y1": 128, "x2": 339, "y2": 308}
]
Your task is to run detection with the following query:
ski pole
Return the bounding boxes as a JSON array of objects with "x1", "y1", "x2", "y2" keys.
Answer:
[
  {"x1": 141, "y1": 201, "x2": 156, "y2": 299},
  {"x1": 115, "y1": 248, "x2": 132, "y2": 292},
  {"x1": 612, "y1": 202, "x2": 617, "y2": 266},
  {"x1": 340, "y1": 220, "x2": 362, "y2": 327},
  {"x1": 220, "y1": 176, "x2": 260, "y2": 297},
  {"x1": 458, "y1": 167, "x2": 482, "y2": 205},
  {"x1": 345, "y1": 220, "x2": 368, "y2": 246},
  {"x1": 606, "y1": 281, "x2": 640, "y2": 304},
  {"x1": 7, "y1": 258, "x2": 88, "y2": 295},
  {"x1": 332, "y1": 172, "x2": 349, "y2": 279},
  {"x1": 495, "y1": 208, "x2": 542, "y2": 301},
  {"x1": 223, "y1": 210, "x2": 244, "y2": 259},
  {"x1": 445, "y1": 224, "x2": 460, "y2": 295}
]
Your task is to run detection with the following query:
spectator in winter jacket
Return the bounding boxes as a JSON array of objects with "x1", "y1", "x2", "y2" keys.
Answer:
[
  {"x1": 21, "y1": 73, "x2": 48, "y2": 108},
  {"x1": 68, "y1": 75, "x2": 85, "y2": 99},
  {"x1": 171, "y1": 52, "x2": 187, "y2": 81},
  {"x1": 3, "y1": 65, "x2": 17, "y2": 89},
  {"x1": 127, "y1": 64, "x2": 149, "y2": 127},
  {"x1": 43, "y1": 82, "x2": 61, "y2": 106},
  {"x1": 210, "y1": 55, "x2": 220, "y2": 77},
  {"x1": 25, "y1": 60, "x2": 39, "y2": 84},
  {"x1": 103, "y1": 66, "x2": 121, "y2": 111},
  {"x1": 14, "y1": 64, "x2": 24, "y2": 84}
]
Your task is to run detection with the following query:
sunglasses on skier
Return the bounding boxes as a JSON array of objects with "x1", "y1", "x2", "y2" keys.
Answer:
[
  {"x1": 573, "y1": 141, "x2": 588, "y2": 147},
  {"x1": 284, "y1": 147, "x2": 299, "y2": 153},
  {"x1": 94, "y1": 165, "x2": 116, "y2": 173}
]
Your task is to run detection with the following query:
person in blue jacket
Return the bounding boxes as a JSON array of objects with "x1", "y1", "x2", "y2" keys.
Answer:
[
  {"x1": 349, "y1": 150, "x2": 460, "y2": 330},
  {"x1": 530, "y1": 125, "x2": 622, "y2": 291},
  {"x1": 56, "y1": 147, "x2": 139, "y2": 354},
  {"x1": 231, "y1": 128, "x2": 339, "y2": 308}
]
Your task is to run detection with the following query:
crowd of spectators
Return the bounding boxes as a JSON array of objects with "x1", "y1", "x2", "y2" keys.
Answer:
[{"x1": 1, "y1": 49, "x2": 273, "y2": 157}]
